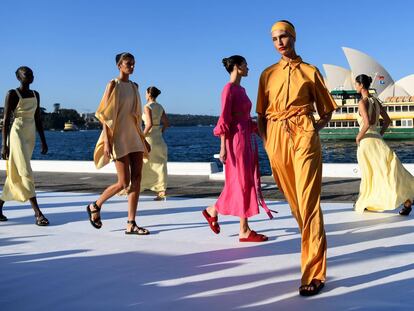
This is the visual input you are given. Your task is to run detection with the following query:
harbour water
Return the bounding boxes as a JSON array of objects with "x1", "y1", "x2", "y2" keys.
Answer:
[{"x1": 2, "y1": 126, "x2": 414, "y2": 176}]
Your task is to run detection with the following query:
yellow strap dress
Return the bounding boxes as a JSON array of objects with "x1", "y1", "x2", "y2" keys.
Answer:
[
  {"x1": 1, "y1": 89, "x2": 37, "y2": 202},
  {"x1": 141, "y1": 102, "x2": 168, "y2": 192},
  {"x1": 355, "y1": 97, "x2": 414, "y2": 213}
]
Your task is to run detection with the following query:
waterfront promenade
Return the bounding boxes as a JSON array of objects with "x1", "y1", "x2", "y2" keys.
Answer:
[{"x1": 1, "y1": 169, "x2": 414, "y2": 310}]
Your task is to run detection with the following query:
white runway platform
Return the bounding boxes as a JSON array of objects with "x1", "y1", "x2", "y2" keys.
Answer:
[{"x1": 1, "y1": 192, "x2": 414, "y2": 310}]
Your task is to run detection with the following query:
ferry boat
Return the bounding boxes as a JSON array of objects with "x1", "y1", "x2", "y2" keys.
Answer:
[
  {"x1": 63, "y1": 121, "x2": 79, "y2": 132},
  {"x1": 318, "y1": 90, "x2": 414, "y2": 140}
]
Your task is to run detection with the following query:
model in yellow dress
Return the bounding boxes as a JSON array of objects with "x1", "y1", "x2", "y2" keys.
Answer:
[
  {"x1": 0, "y1": 66, "x2": 49, "y2": 225},
  {"x1": 354, "y1": 74, "x2": 414, "y2": 215},
  {"x1": 141, "y1": 87, "x2": 169, "y2": 200},
  {"x1": 87, "y1": 52, "x2": 151, "y2": 235}
]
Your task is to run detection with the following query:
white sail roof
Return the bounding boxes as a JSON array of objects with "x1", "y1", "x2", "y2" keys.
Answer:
[
  {"x1": 323, "y1": 64, "x2": 354, "y2": 90},
  {"x1": 342, "y1": 47, "x2": 394, "y2": 95}
]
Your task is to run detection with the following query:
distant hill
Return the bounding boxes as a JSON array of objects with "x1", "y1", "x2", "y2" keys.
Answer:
[{"x1": 166, "y1": 114, "x2": 218, "y2": 127}]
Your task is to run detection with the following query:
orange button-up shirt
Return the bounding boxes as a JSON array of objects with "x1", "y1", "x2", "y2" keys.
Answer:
[{"x1": 256, "y1": 56, "x2": 338, "y2": 121}]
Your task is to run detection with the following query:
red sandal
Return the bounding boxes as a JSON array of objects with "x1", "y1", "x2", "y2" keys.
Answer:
[
  {"x1": 202, "y1": 209, "x2": 220, "y2": 234},
  {"x1": 239, "y1": 230, "x2": 268, "y2": 242}
]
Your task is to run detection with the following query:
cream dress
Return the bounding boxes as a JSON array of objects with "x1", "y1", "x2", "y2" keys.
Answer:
[
  {"x1": 1, "y1": 89, "x2": 37, "y2": 202},
  {"x1": 355, "y1": 96, "x2": 414, "y2": 213},
  {"x1": 141, "y1": 102, "x2": 168, "y2": 192}
]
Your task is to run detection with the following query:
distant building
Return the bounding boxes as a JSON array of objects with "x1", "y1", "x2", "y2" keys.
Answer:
[{"x1": 323, "y1": 47, "x2": 414, "y2": 100}]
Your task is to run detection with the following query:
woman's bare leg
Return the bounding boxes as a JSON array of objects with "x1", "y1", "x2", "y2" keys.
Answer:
[
  {"x1": 89, "y1": 156, "x2": 130, "y2": 221},
  {"x1": 239, "y1": 218, "x2": 251, "y2": 238},
  {"x1": 126, "y1": 152, "x2": 143, "y2": 231}
]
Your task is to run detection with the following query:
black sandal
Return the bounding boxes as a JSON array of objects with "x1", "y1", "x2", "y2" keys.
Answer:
[
  {"x1": 399, "y1": 204, "x2": 412, "y2": 216},
  {"x1": 86, "y1": 202, "x2": 102, "y2": 229},
  {"x1": 35, "y1": 214, "x2": 49, "y2": 226},
  {"x1": 125, "y1": 220, "x2": 150, "y2": 235},
  {"x1": 0, "y1": 214, "x2": 8, "y2": 222},
  {"x1": 299, "y1": 280, "x2": 325, "y2": 296}
]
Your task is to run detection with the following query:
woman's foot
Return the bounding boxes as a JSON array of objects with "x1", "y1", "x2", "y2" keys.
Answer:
[
  {"x1": 202, "y1": 208, "x2": 220, "y2": 234},
  {"x1": 86, "y1": 202, "x2": 102, "y2": 229},
  {"x1": 400, "y1": 200, "x2": 412, "y2": 216},
  {"x1": 35, "y1": 213, "x2": 49, "y2": 226},
  {"x1": 239, "y1": 230, "x2": 268, "y2": 242},
  {"x1": 154, "y1": 191, "x2": 166, "y2": 201},
  {"x1": 125, "y1": 220, "x2": 150, "y2": 235},
  {"x1": 0, "y1": 213, "x2": 8, "y2": 222},
  {"x1": 299, "y1": 280, "x2": 325, "y2": 296}
]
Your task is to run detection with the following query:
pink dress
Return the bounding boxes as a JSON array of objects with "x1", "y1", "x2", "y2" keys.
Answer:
[{"x1": 214, "y1": 83, "x2": 273, "y2": 219}]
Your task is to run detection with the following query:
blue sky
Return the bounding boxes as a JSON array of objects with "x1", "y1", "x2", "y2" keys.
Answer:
[{"x1": 0, "y1": 0, "x2": 413, "y2": 115}]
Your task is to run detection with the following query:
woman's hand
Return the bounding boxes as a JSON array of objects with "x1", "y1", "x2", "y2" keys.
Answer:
[
  {"x1": 104, "y1": 141, "x2": 112, "y2": 159},
  {"x1": 144, "y1": 139, "x2": 151, "y2": 153},
  {"x1": 41, "y1": 142, "x2": 48, "y2": 155},
  {"x1": 356, "y1": 133, "x2": 363, "y2": 146},
  {"x1": 1, "y1": 145, "x2": 9, "y2": 160},
  {"x1": 219, "y1": 145, "x2": 227, "y2": 164}
]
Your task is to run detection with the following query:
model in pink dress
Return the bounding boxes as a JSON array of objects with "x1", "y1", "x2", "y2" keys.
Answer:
[{"x1": 202, "y1": 55, "x2": 274, "y2": 242}]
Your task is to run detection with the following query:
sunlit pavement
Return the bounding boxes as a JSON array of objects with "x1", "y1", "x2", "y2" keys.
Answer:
[{"x1": 1, "y1": 191, "x2": 413, "y2": 310}]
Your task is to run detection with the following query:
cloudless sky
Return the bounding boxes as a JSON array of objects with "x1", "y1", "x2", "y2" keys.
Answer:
[{"x1": 0, "y1": 0, "x2": 413, "y2": 115}]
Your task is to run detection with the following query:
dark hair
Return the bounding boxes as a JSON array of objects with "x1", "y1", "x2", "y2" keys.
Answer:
[
  {"x1": 222, "y1": 55, "x2": 246, "y2": 74},
  {"x1": 147, "y1": 86, "x2": 161, "y2": 99},
  {"x1": 15, "y1": 66, "x2": 32, "y2": 78},
  {"x1": 115, "y1": 52, "x2": 135, "y2": 65},
  {"x1": 278, "y1": 19, "x2": 295, "y2": 29},
  {"x1": 355, "y1": 74, "x2": 373, "y2": 89}
]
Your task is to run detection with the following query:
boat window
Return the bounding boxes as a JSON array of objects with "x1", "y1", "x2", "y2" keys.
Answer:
[
  {"x1": 396, "y1": 106, "x2": 401, "y2": 112},
  {"x1": 402, "y1": 106, "x2": 408, "y2": 112},
  {"x1": 349, "y1": 121, "x2": 355, "y2": 127},
  {"x1": 388, "y1": 106, "x2": 395, "y2": 112},
  {"x1": 348, "y1": 107, "x2": 354, "y2": 113},
  {"x1": 396, "y1": 120, "x2": 402, "y2": 126},
  {"x1": 408, "y1": 120, "x2": 413, "y2": 126},
  {"x1": 402, "y1": 120, "x2": 407, "y2": 126},
  {"x1": 341, "y1": 107, "x2": 347, "y2": 113},
  {"x1": 336, "y1": 122, "x2": 342, "y2": 127},
  {"x1": 329, "y1": 122, "x2": 335, "y2": 128},
  {"x1": 410, "y1": 106, "x2": 414, "y2": 111},
  {"x1": 343, "y1": 122, "x2": 348, "y2": 127}
]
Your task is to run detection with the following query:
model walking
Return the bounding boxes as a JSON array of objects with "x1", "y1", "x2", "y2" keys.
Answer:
[
  {"x1": 141, "y1": 86, "x2": 169, "y2": 200},
  {"x1": 354, "y1": 74, "x2": 414, "y2": 215},
  {"x1": 256, "y1": 20, "x2": 338, "y2": 296},
  {"x1": 203, "y1": 55, "x2": 274, "y2": 243},
  {"x1": 0, "y1": 66, "x2": 49, "y2": 226},
  {"x1": 88, "y1": 52, "x2": 150, "y2": 235}
]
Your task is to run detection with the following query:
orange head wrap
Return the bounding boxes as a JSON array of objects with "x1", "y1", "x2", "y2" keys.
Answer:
[{"x1": 271, "y1": 21, "x2": 296, "y2": 39}]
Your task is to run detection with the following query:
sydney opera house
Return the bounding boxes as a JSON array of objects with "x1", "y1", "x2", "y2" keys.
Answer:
[{"x1": 323, "y1": 47, "x2": 414, "y2": 101}]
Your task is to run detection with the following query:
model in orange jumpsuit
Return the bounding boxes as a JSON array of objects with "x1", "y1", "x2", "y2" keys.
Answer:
[{"x1": 256, "y1": 20, "x2": 338, "y2": 296}]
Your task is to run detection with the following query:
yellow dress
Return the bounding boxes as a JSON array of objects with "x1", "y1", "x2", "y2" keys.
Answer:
[
  {"x1": 355, "y1": 96, "x2": 414, "y2": 213},
  {"x1": 141, "y1": 102, "x2": 168, "y2": 192},
  {"x1": 94, "y1": 79, "x2": 148, "y2": 169},
  {"x1": 1, "y1": 89, "x2": 37, "y2": 202}
]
